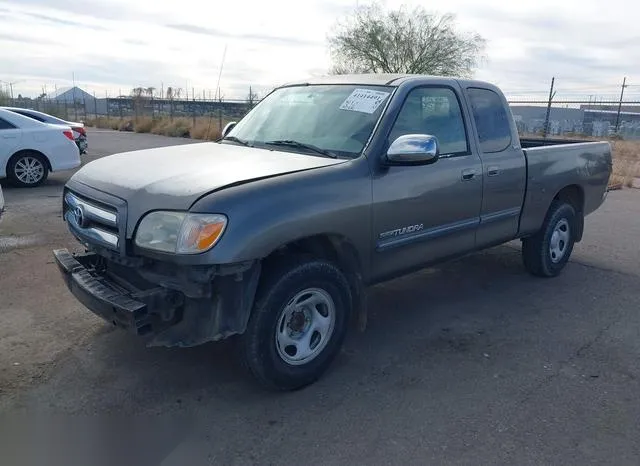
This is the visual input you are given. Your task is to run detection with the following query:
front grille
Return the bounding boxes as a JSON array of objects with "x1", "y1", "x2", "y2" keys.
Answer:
[{"x1": 64, "y1": 190, "x2": 121, "y2": 251}]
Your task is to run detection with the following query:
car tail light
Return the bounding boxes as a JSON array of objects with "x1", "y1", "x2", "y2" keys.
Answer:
[
  {"x1": 74, "y1": 126, "x2": 86, "y2": 136},
  {"x1": 63, "y1": 130, "x2": 75, "y2": 141}
]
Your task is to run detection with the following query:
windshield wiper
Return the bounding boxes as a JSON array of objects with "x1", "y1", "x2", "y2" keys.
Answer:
[
  {"x1": 264, "y1": 140, "x2": 338, "y2": 159},
  {"x1": 221, "y1": 136, "x2": 251, "y2": 146}
]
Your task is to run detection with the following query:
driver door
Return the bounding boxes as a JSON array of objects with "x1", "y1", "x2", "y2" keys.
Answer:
[{"x1": 371, "y1": 85, "x2": 483, "y2": 281}]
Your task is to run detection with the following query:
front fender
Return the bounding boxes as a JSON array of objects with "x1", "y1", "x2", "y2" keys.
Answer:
[{"x1": 190, "y1": 157, "x2": 374, "y2": 278}]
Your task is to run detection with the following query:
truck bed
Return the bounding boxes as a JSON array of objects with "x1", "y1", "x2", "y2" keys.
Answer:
[{"x1": 518, "y1": 140, "x2": 612, "y2": 237}]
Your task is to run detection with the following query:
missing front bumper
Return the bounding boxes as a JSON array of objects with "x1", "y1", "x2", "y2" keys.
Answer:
[
  {"x1": 53, "y1": 249, "x2": 261, "y2": 347},
  {"x1": 53, "y1": 249, "x2": 181, "y2": 336}
]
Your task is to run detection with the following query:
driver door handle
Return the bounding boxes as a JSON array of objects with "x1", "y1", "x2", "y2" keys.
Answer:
[
  {"x1": 487, "y1": 166, "x2": 501, "y2": 177},
  {"x1": 461, "y1": 168, "x2": 477, "y2": 181}
]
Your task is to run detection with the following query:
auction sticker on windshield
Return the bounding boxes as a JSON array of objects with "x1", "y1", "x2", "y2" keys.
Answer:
[{"x1": 339, "y1": 89, "x2": 391, "y2": 114}]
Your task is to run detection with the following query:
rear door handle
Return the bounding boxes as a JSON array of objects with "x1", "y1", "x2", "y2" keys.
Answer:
[
  {"x1": 461, "y1": 169, "x2": 477, "y2": 181},
  {"x1": 487, "y1": 166, "x2": 501, "y2": 177}
]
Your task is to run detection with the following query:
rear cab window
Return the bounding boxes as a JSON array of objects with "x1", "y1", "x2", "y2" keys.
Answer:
[{"x1": 467, "y1": 88, "x2": 512, "y2": 153}]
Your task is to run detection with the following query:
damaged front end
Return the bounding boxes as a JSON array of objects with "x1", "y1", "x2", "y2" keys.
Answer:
[{"x1": 53, "y1": 248, "x2": 261, "y2": 347}]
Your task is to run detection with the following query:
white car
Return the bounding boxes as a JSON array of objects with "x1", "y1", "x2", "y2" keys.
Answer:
[
  {"x1": 0, "y1": 108, "x2": 81, "y2": 187},
  {"x1": 2, "y1": 107, "x2": 88, "y2": 154}
]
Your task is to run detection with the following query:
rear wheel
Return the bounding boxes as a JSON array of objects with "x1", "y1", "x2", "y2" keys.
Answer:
[
  {"x1": 522, "y1": 201, "x2": 577, "y2": 277},
  {"x1": 8, "y1": 152, "x2": 49, "y2": 187},
  {"x1": 241, "y1": 257, "x2": 352, "y2": 391}
]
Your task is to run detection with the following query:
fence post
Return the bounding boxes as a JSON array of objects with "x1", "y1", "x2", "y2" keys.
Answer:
[
  {"x1": 192, "y1": 87, "x2": 196, "y2": 126},
  {"x1": 614, "y1": 77, "x2": 628, "y2": 134},
  {"x1": 543, "y1": 77, "x2": 555, "y2": 139}
]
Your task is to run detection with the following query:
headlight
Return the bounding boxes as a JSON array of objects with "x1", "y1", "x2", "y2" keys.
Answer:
[{"x1": 135, "y1": 211, "x2": 227, "y2": 254}]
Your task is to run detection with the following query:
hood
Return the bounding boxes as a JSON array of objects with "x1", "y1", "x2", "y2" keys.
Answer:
[{"x1": 70, "y1": 141, "x2": 346, "y2": 215}]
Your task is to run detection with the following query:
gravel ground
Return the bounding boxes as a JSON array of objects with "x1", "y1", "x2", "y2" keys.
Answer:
[{"x1": 1, "y1": 130, "x2": 639, "y2": 465}]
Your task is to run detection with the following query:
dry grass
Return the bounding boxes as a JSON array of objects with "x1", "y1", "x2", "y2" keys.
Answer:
[
  {"x1": 610, "y1": 140, "x2": 640, "y2": 188},
  {"x1": 85, "y1": 116, "x2": 225, "y2": 141},
  {"x1": 190, "y1": 119, "x2": 223, "y2": 141},
  {"x1": 133, "y1": 117, "x2": 154, "y2": 133}
]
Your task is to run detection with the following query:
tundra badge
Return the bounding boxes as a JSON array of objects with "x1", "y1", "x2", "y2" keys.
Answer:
[{"x1": 379, "y1": 224, "x2": 424, "y2": 239}]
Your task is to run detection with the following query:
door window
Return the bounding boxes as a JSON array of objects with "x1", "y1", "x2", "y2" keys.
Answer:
[
  {"x1": 389, "y1": 87, "x2": 469, "y2": 156},
  {"x1": 14, "y1": 110, "x2": 45, "y2": 122}
]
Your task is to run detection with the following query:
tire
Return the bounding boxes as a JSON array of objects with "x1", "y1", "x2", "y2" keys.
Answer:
[
  {"x1": 7, "y1": 152, "x2": 49, "y2": 188},
  {"x1": 241, "y1": 257, "x2": 352, "y2": 391},
  {"x1": 522, "y1": 201, "x2": 577, "y2": 277}
]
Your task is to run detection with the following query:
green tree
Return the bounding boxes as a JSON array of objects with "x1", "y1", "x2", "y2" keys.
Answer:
[{"x1": 328, "y1": 3, "x2": 486, "y2": 77}]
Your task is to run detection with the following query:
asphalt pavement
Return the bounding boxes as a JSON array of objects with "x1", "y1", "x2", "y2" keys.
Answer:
[{"x1": 1, "y1": 130, "x2": 639, "y2": 465}]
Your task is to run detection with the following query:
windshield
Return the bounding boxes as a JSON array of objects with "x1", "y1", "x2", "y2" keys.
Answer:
[{"x1": 225, "y1": 84, "x2": 393, "y2": 158}]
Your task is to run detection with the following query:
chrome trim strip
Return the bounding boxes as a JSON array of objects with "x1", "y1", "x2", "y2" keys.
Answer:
[
  {"x1": 65, "y1": 192, "x2": 117, "y2": 227},
  {"x1": 377, "y1": 217, "x2": 479, "y2": 251},
  {"x1": 65, "y1": 211, "x2": 119, "y2": 249},
  {"x1": 479, "y1": 207, "x2": 521, "y2": 225}
]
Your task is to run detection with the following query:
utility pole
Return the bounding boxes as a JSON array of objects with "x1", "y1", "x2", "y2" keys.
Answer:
[
  {"x1": 215, "y1": 44, "x2": 228, "y2": 101},
  {"x1": 542, "y1": 77, "x2": 556, "y2": 139},
  {"x1": 614, "y1": 76, "x2": 628, "y2": 134},
  {"x1": 72, "y1": 72, "x2": 78, "y2": 121}
]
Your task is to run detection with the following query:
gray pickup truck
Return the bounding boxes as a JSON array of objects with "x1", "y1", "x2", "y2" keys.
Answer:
[{"x1": 53, "y1": 74, "x2": 612, "y2": 390}]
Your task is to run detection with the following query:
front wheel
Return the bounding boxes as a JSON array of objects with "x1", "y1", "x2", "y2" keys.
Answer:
[
  {"x1": 522, "y1": 201, "x2": 577, "y2": 277},
  {"x1": 241, "y1": 257, "x2": 352, "y2": 391}
]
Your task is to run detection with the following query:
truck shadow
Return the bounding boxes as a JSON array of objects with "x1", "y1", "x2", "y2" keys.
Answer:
[{"x1": 28, "y1": 243, "x2": 609, "y2": 412}]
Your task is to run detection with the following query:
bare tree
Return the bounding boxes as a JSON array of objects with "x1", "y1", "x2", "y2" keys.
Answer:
[
  {"x1": 145, "y1": 87, "x2": 156, "y2": 117},
  {"x1": 246, "y1": 87, "x2": 259, "y2": 107},
  {"x1": 0, "y1": 88, "x2": 10, "y2": 106},
  {"x1": 166, "y1": 87, "x2": 181, "y2": 119},
  {"x1": 328, "y1": 3, "x2": 486, "y2": 77},
  {"x1": 131, "y1": 87, "x2": 146, "y2": 119}
]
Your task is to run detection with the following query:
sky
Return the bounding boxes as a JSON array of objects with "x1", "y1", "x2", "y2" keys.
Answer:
[{"x1": 1, "y1": 0, "x2": 639, "y2": 101}]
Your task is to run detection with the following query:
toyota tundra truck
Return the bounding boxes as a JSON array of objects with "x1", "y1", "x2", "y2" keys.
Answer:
[{"x1": 53, "y1": 74, "x2": 612, "y2": 390}]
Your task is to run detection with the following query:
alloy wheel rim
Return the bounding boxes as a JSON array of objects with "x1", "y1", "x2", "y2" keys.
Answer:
[{"x1": 14, "y1": 157, "x2": 44, "y2": 185}]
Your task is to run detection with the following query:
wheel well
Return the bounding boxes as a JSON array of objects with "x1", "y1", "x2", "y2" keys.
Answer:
[
  {"x1": 264, "y1": 234, "x2": 362, "y2": 277},
  {"x1": 554, "y1": 185, "x2": 584, "y2": 212},
  {"x1": 8, "y1": 150, "x2": 52, "y2": 172},
  {"x1": 553, "y1": 185, "x2": 585, "y2": 241},
  {"x1": 262, "y1": 234, "x2": 365, "y2": 325}
]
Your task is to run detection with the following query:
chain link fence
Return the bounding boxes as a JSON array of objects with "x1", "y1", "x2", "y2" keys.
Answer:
[
  {"x1": 508, "y1": 99, "x2": 640, "y2": 141},
  {"x1": 5, "y1": 93, "x2": 260, "y2": 124},
  {"x1": 5, "y1": 84, "x2": 640, "y2": 141}
]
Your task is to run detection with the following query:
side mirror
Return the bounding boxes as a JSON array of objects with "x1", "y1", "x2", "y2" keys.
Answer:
[
  {"x1": 221, "y1": 121, "x2": 237, "y2": 138},
  {"x1": 385, "y1": 134, "x2": 439, "y2": 166}
]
